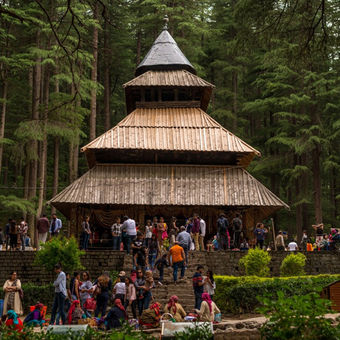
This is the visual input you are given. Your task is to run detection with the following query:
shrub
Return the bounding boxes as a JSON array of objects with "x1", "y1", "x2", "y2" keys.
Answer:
[
  {"x1": 214, "y1": 274, "x2": 340, "y2": 314},
  {"x1": 34, "y1": 236, "x2": 85, "y2": 272},
  {"x1": 238, "y1": 248, "x2": 271, "y2": 277},
  {"x1": 259, "y1": 291, "x2": 340, "y2": 340},
  {"x1": 175, "y1": 323, "x2": 213, "y2": 340},
  {"x1": 280, "y1": 252, "x2": 306, "y2": 276},
  {"x1": 0, "y1": 322, "x2": 154, "y2": 339}
]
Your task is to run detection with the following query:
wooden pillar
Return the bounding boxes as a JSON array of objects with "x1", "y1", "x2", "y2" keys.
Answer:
[
  {"x1": 138, "y1": 209, "x2": 145, "y2": 226},
  {"x1": 69, "y1": 206, "x2": 77, "y2": 238}
]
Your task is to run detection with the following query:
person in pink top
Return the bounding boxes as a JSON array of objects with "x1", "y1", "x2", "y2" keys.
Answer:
[{"x1": 124, "y1": 277, "x2": 137, "y2": 319}]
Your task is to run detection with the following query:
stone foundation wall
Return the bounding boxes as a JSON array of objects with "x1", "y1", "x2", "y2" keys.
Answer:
[
  {"x1": 0, "y1": 250, "x2": 339, "y2": 285},
  {"x1": 205, "y1": 251, "x2": 340, "y2": 276},
  {"x1": 0, "y1": 251, "x2": 125, "y2": 284}
]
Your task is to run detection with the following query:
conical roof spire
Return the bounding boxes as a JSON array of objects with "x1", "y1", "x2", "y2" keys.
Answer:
[{"x1": 135, "y1": 16, "x2": 196, "y2": 76}]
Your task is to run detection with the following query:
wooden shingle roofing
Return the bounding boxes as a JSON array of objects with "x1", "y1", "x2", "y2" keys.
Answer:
[
  {"x1": 81, "y1": 107, "x2": 260, "y2": 166},
  {"x1": 49, "y1": 163, "x2": 289, "y2": 218},
  {"x1": 123, "y1": 70, "x2": 214, "y2": 88}
]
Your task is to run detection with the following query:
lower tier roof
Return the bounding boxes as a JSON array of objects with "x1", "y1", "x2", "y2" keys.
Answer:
[{"x1": 50, "y1": 164, "x2": 288, "y2": 218}]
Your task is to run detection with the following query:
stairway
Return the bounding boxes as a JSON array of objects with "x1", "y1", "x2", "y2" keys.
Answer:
[{"x1": 123, "y1": 251, "x2": 208, "y2": 313}]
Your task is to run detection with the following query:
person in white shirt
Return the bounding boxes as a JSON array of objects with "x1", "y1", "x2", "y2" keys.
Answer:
[
  {"x1": 144, "y1": 220, "x2": 153, "y2": 248},
  {"x1": 287, "y1": 240, "x2": 298, "y2": 251},
  {"x1": 122, "y1": 216, "x2": 136, "y2": 254},
  {"x1": 203, "y1": 270, "x2": 216, "y2": 299},
  {"x1": 199, "y1": 217, "x2": 206, "y2": 251},
  {"x1": 113, "y1": 273, "x2": 126, "y2": 304}
]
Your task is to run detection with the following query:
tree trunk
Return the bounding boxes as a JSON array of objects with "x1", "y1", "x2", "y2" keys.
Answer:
[
  {"x1": 0, "y1": 79, "x2": 8, "y2": 178},
  {"x1": 69, "y1": 141, "x2": 75, "y2": 183},
  {"x1": 89, "y1": 2, "x2": 98, "y2": 141},
  {"x1": 104, "y1": 20, "x2": 111, "y2": 131},
  {"x1": 51, "y1": 137, "x2": 59, "y2": 215},
  {"x1": 36, "y1": 68, "x2": 49, "y2": 219},
  {"x1": 24, "y1": 68, "x2": 33, "y2": 200},
  {"x1": 295, "y1": 156, "x2": 303, "y2": 243},
  {"x1": 330, "y1": 167, "x2": 337, "y2": 222},
  {"x1": 312, "y1": 145, "x2": 322, "y2": 224},
  {"x1": 232, "y1": 70, "x2": 238, "y2": 132},
  {"x1": 51, "y1": 73, "x2": 60, "y2": 214},
  {"x1": 28, "y1": 32, "x2": 42, "y2": 241},
  {"x1": 136, "y1": 30, "x2": 141, "y2": 66},
  {"x1": 73, "y1": 142, "x2": 79, "y2": 180}
]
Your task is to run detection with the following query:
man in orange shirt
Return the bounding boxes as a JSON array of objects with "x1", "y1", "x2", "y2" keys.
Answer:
[{"x1": 168, "y1": 241, "x2": 185, "y2": 284}]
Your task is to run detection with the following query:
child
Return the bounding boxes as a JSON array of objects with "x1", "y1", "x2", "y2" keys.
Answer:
[
  {"x1": 144, "y1": 220, "x2": 153, "y2": 248},
  {"x1": 162, "y1": 237, "x2": 169, "y2": 252},
  {"x1": 145, "y1": 270, "x2": 154, "y2": 291},
  {"x1": 154, "y1": 254, "x2": 169, "y2": 284},
  {"x1": 240, "y1": 238, "x2": 249, "y2": 251},
  {"x1": 124, "y1": 277, "x2": 137, "y2": 319},
  {"x1": 212, "y1": 235, "x2": 219, "y2": 251},
  {"x1": 206, "y1": 239, "x2": 213, "y2": 252}
]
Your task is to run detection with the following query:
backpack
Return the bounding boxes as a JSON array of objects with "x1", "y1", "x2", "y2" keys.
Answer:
[
  {"x1": 233, "y1": 218, "x2": 242, "y2": 231},
  {"x1": 218, "y1": 218, "x2": 227, "y2": 234}
]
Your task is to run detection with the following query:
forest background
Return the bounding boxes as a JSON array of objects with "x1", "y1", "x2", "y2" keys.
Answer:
[{"x1": 0, "y1": 0, "x2": 339, "y2": 242}]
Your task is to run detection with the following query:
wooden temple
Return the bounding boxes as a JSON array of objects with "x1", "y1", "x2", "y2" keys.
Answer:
[{"x1": 50, "y1": 22, "x2": 288, "y2": 243}]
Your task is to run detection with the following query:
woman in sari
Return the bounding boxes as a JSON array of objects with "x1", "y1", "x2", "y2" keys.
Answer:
[
  {"x1": 24, "y1": 303, "x2": 45, "y2": 326},
  {"x1": 139, "y1": 302, "x2": 162, "y2": 328},
  {"x1": 67, "y1": 300, "x2": 84, "y2": 324},
  {"x1": 195, "y1": 292, "x2": 220, "y2": 322},
  {"x1": 164, "y1": 295, "x2": 186, "y2": 322},
  {"x1": 3, "y1": 272, "x2": 23, "y2": 316},
  {"x1": 5, "y1": 310, "x2": 24, "y2": 332},
  {"x1": 105, "y1": 299, "x2": 128, "y2": 330}
]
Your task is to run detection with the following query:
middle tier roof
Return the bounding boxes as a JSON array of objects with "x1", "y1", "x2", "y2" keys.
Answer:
[{"x1": 82, "y1": 107, "x2": 260, "y2": 168}]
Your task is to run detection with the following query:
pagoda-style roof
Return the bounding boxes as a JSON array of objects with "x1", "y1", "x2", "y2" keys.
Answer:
[
  {"x1": 135, "y1": 29, "x2": 196, "y2": 76},
  {"x1": 49, "y1": 163, "x2": 289, "y2": 218},
  {"x1": 124, "y1": 70, "x2": 214, "y2": 113},
  {"x1": 124, "y1": 70, "x2": 214, "y2": 88},
  {"x1": 81, "y1": 107, "x2": 260, "y2": 167}
]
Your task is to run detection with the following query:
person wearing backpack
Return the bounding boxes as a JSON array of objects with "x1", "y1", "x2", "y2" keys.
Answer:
[
  {"x1": 216, "y1": 214, "x2": 229, "y2": 250},
  {"x1": 232, "y1": 214, "x2": 243, "y2": 248}
]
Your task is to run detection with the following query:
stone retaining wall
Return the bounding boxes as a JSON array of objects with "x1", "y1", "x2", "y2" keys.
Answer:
[
  {"x1": 206, "y1": 251, "x2": 340, "y2": 276},
  {"x1": 0, "y1": 250, "x2": 339, "y2": 284},
  {"x1": 0, "y1": 251, "x2": 125, "y2": 284}
]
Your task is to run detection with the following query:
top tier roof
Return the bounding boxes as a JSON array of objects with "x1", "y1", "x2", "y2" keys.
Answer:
[
  {"x1": 135, "y1": 29, "x2": 196, "y2": 76},
  {"x1": 123, "y1": 70, "x2": 214, "y2": 88}
]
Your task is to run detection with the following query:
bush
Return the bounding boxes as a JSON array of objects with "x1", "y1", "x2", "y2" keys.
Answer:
[
  {"x1": 238, "y1": 248, "x2": 271, "y2": 277},
  {"x1": 259, "y1": 291, "x2": 340, "y2": 339},
  {"x1": 34, "y1": 236, "x2": 85, "y2": 272},
  {"x1": 280, "y1": 252, "x2": 306, "y2": 276},
  {"x1": 0, "y1": 284, "x2": 54, "y2": 313},
  {"x1": 214, "y1": 274, "x2": 340, "y2": 314},
  {"x1": 0, "y1": 322, "x2": 154, "y2": 339}
]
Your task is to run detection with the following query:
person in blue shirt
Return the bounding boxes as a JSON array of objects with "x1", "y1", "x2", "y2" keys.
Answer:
[
  {"x1": 192, "y1": 265, "x2": 204, "y2": 310},
  {"x1": 50, "y1": 264, "x2": 67, "y2": 325},
  {"x1": 253, "y1": 223, "x2": 268, "y2": 249},
  {"x1": 50, "y1": 214, "x2": 62, "y2": 237}
]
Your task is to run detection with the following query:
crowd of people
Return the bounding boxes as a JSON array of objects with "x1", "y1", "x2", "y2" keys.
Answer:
[
  {"x1": 0, "y1": 214, "x2": 62, "y2": 251},
  {"x1": 1, "y1": 212, "x2": 338, "y2": 254},
  {"x1": 80, "y1": 213, "x2": 247, "y2": 253},
  {"x1": 1, "y1": 261, "x2": 221, "y2": 331},
  {"x1": 272, "y1": 223, "x2": 340, "y2": 252}
]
